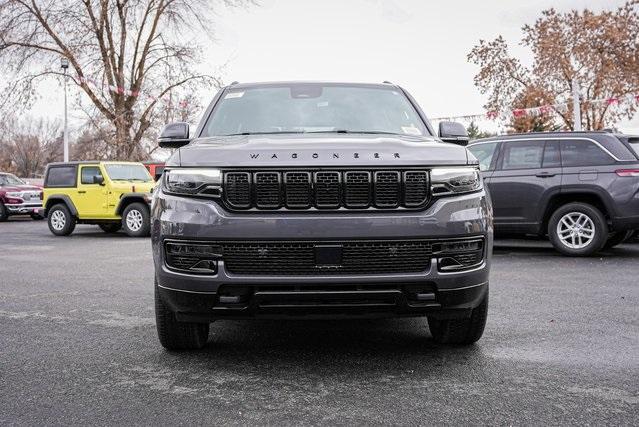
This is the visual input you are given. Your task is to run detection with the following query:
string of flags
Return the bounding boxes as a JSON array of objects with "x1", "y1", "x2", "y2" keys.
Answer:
[
  {"x1": 431, "y1": 93, "x2": 639, "y2": 123},
  {"x1": 77, "y1": 76, "x2": 189, "y2": 107}
]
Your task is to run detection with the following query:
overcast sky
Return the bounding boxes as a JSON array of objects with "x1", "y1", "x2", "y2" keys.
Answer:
[{"x1": 16, "y1": 0, "x2": 639, "y2": 134}]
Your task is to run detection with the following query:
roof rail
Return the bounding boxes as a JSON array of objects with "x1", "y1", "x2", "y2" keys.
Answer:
[
  {"x1": 230, "y1": 81, "x2": 239, "y2": 85},
  {"x1": 382, "y1": 80, "x2": 393, "y2": 84}
]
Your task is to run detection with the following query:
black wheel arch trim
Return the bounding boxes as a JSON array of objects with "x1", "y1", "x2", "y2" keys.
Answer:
[
  {"x1": 44, "y1": 194, "x2": 78, "y2": 217},
  {"x1": 115, "y1": 192, "x2": 151, "y2": 215},
  {"x1": 541, "y1": 187, "x2": 618, "y2": 227}
]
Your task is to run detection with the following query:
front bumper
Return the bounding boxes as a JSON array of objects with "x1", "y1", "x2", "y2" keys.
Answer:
[
  {"x1": 5, "y1": 203, "x2": 42, "y2": 215},
  {"x1": 152, "y1": 189, "x2": 493, "y2": 320}
]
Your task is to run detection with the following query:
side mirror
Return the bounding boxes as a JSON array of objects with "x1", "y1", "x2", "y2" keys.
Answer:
[
  {"x1": 438, "y1": 121, "x2": 470, "y2": 146},
  {"x1": 93, "y1": 175, "x2": 104, "y2": 185},
  {"x1": 159, "y1": 122, "x2": 190, "y2": 148}
]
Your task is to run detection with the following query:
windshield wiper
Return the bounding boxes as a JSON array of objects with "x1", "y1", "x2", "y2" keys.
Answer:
[
  {"x1": 224, "y1": 131, "x2": 307, "y2": 136},
  {"x1": 306, "y1": 130, "x2": 406, "y2": 136}
]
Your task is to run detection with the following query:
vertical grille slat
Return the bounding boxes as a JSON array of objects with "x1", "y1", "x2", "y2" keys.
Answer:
[
  {"x1": 344, "y1": 171, "x2": 371, "y2": 208},
  {"x1": 314, "y1": 171, "x2": 341, "y2": 208},
  {"x1": 254, "y1": 172, "x2": 281, "y2": 208},
  {"x1": 374, "y1": 171, "x2": 401, "y2": 208},
  {"x1": 223, "y1": 169, "x2": 431, "y2": 211},
  {"x1": 284, "y1": 172, "x2": 311, "y2": 208},
  {"x1": 404, "y1": 171, "x2": 429, "y2": 207},
  {"x1": 225, "y1": 172, "x2": 251, "y2": 208}
]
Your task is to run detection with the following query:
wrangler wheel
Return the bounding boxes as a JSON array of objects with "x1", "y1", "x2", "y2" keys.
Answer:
[
  {"x1": 121, "y1": 202, "x2": 150, "y2": 237},
  {"x1": 47, "y1": 204, "x2": 76, "y2": 236}
]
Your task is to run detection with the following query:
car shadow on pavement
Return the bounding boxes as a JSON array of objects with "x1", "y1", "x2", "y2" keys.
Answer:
[
  {"x1": 160, "y1": 318, "x2": 489, "y2": 373},
  {"x1": 494, "y1": 240, "x2": 638, "y2": 258}
]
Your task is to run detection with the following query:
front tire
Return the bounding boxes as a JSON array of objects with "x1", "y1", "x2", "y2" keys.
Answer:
[
  {"x1": 0, "y1": 202, "x2": 8, "y2": 221},
  {"x1": 47, "y1": 204, "x2": 76, "y2": 236},
  {"x1": 428, "y1": 290, "x2": 488, "y2": 345},
  {"x1": 121, "y1": 202, "x2": 150, "y2": 237},
  {"x1": 155, "y1": 286, "x2": 209, "y2": 350},
  {"x1": 548, "y1": 202, "x2": 607, "y2": 256}
]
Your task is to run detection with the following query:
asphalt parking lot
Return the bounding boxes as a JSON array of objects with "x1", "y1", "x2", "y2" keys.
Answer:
[{"x1": 1, "y1": 218, "x2": 638, "y2": 425}]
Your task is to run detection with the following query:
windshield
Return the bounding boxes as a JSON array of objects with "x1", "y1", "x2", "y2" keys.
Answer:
[
  {"x1": 0, "y1": 173, "x2": 25, "y2": 186},
  {"x1": 104, "y1": 164, "x2": 152, "y2": 182},
  {"x1": 202, "y1": 84, "x2": 429, "y2": 137}
]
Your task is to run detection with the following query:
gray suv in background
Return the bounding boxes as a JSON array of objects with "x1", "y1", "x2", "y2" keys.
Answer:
[
  {"x1": 152, "y1": 81, "x2": 492, "y2": 350},
  {"x1": 468, "y1": 132, "x2": 639, "y2": 256}
]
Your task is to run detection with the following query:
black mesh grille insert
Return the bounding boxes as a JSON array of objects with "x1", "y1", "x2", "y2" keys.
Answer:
[
  {"x1": 374, "y1": 171, "x2": 400, "y2": 207},
  {"x1": 314, "y1": 171, "x2": 340, "y2": 208},
  {"x1": 404, "y1": 171, "x2": 429, "y2": 207},
  {"x1": 222, "y1": 169, "x2": 430, "y2": 211},
  {"x1": 284, "y1": 172, "x2": 311, "y2": 208},
  {"x1": 344, "y1": 171, "x2": 371, "y2": 207},
  {"x1": 221, "y1": 240, "x2": 433, "y2": 275},
  {"x1": 225, "y1": 172, "x2": 251, "y2": 208},
  {"x1": 254, "y1": 172, "x2": 281, "y2": 208}
]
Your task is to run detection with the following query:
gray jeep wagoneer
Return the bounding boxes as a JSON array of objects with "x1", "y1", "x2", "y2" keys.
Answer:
[{"x1": 152, "y1": 82, "x2": 492, "y2": 350}]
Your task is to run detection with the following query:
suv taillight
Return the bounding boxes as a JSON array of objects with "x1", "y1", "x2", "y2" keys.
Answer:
[{"x1": 616, "y1": 169, "x2": 639, "y2": 177}]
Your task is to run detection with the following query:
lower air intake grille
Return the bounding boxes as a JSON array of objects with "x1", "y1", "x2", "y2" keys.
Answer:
[{"x1": 221, "y1": 239, "x2": 433, "y2": 275}]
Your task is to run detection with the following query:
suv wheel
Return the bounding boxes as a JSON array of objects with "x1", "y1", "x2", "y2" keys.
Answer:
[
  {"x1": 548, "y1": 203, "x2": 607, "y2": 256},
  {"x1": 99, "y1": 223, "x2": 122, "y2": 233},
  {"x1": 428, "y1": 290, "x2": 488, "y2": 345},
  {"x1": 0, "y1": 202, "x2": 7, "y2": 221},
  {"x1": 603, "y1": 230, "x2": 633, "y2": 250},
  {"x1": 121, "y1": 203, "x2": 150, "y2": 237},
  {"x1": 155, "y1": 286, "x2": 209, "y2": 350},
  {"x1": 47, "y1": 204, "x2": 76, "y2": 236}
]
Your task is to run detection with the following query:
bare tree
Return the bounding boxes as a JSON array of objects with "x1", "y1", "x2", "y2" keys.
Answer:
[
  {"x1": 0, "y1": 0, "x2": 252, "y2": 160},
  {"x1": 0, "y1": 116, "x2": 62, "y2": 176},
  {"x1": 468, "y1": 1, "x2": 639, "y2": 131}
]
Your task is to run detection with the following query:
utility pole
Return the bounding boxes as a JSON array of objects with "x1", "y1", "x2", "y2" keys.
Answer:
[
  {"x1": 571, "y1": 77, "x2": 582, "y2": 131},
  {"x1": 61, "y1": 57, "x2": 69, "y2": 162}
]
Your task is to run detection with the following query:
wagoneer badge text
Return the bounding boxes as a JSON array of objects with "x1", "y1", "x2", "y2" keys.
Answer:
[{"x1": 249, "y1": 152, "x2": 401, "y2": 160}]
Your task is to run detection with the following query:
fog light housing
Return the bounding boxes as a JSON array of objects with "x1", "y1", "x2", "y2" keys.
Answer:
[
  {"x1": 433, "y1": 239, "x2": 484, "y2": 272},
  {"x1": 165, "y1": 241, "x2": 222, "y2": 274}
]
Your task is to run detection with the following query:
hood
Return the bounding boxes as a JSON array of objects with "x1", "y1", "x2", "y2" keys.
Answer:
[
  {"x1": 172, "y1": 134, "x2": 469, "y2": 167},
  {"x1": 0, "y1": 184, "x2": 42, "y2": 192},
  {"x1": 109, "y1": 181, "x2": 155, "y2": 193}
]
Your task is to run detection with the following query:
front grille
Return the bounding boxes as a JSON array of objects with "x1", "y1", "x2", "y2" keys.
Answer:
[
  {"x1": 221, "y1": 239, "x2": 433, "y2": 275},
  {"x1": 222, "y1": 169, "x2": 430, "y2": 211},
  {"x1": 225, "y1": 172, "x2": 251, "y2": 208}
]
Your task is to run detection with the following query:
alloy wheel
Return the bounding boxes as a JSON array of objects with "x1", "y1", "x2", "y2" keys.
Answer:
[
  {"x1": 50, "y1": 210, "x2": 66, "y2": 230},
  {"x1": 126, "y1": 209, "x2": 144, "y2": 231},
  {"x1": 556, "y1": 212, "x2": 595, "y2": 249}
]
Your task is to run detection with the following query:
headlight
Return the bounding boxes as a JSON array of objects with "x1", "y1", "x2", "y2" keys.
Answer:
[
  {"x1": 6, "y1": 191, "x2": 22, "y2": 198},
  {"x1": 163, "y1": 168, "x2": 222, "y2": 196},
  {"x1": 431, "y1": 167, "x2": 482, "y2": 196}
]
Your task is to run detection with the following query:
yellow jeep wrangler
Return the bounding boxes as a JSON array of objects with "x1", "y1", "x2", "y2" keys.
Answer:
[{"x1": 42, "y1": 161, "x2": 155, "y2": 237}]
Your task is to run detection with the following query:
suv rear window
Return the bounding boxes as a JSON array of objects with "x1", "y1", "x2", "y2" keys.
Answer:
[
  {"x1": 561, "y1": 140, "x2": 614, "y2": 167},
  {"x1": 46, "y1": 166, "x2": 76, "y2": 187},
  {"x1": 627, "y1": 138, "x2": 639, "y2": 158},
  {"x1": 501, "y1": 141, "x2": 544, "y2": 170}
]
